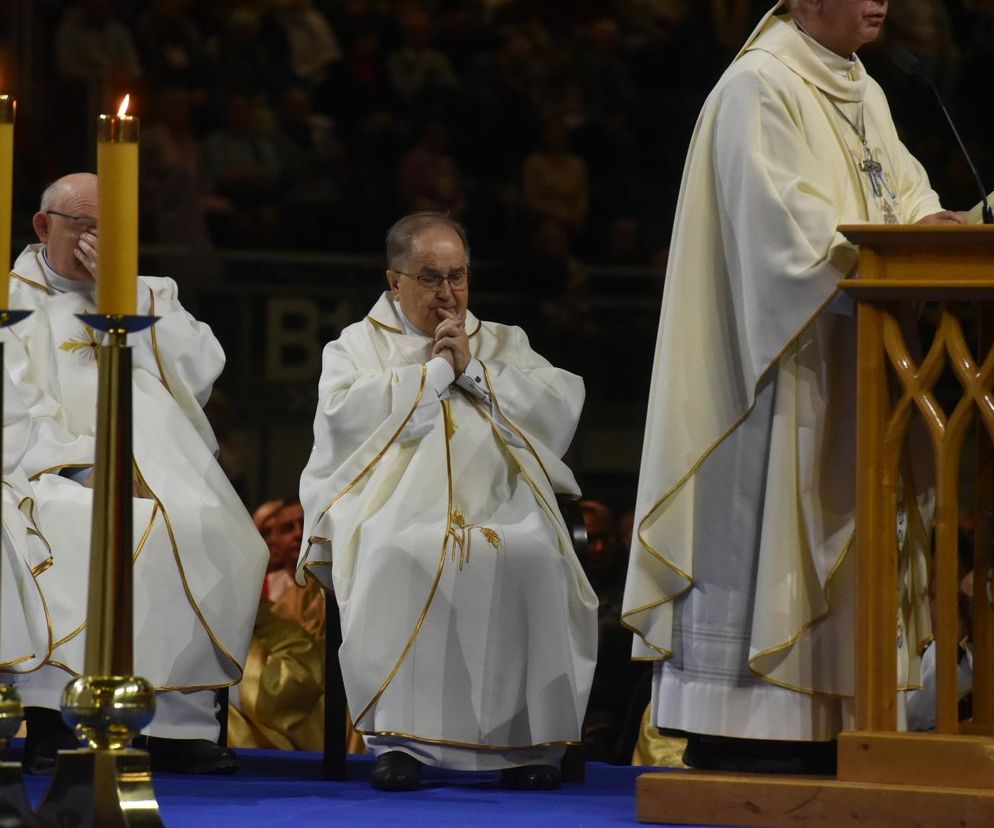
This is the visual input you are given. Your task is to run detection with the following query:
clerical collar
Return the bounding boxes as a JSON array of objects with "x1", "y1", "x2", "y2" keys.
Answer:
[
  {"x1": 391, "y1": 298, "x2": 430, "y2": 337},
  {"x1": 792, "y1": 19, "x2": 858, "y2": 78},
  {"x1": 40, "y1": 247, "x2": 93, "y2": 294}
]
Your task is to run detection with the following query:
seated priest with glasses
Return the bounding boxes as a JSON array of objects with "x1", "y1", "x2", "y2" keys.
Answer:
[
  {"x1": 2, "y1": 172, "x2": 268, "y2": 775},
  {"x1": 298, "y1": 211, "x2": 597, "y2": 791}
]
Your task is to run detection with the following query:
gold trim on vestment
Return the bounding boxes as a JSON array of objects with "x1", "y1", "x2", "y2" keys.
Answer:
[
  {"x1": 52, "y1": 622, "x2": 85, "y2": 651},
  {"x1": 298, "y1": 559, "x2": 332, "y2": 591},
  {"x1": 366, "y1": 312, "x2": 483, "y2": 339},
  {"x1": 0, "y1": 653, "x2": 34, "y2": 668},
  {"x1": 467, "y1": 392, "x2": 567, "y2": 557},
  {"x1": 45, "y1": 502, "x2": 160, "y2": 654},
  {"x1": 2, "y1": 495, "x2": 57, "y2": 672},
  {"x1": 745, "y1": 535, "x2": 853, "y2": 698},
  {"x1": 27, "y1": 463, "x2": 91, "y2": 482},
  {"x1": 147, "y1": 285, "x2": 173, "y2": 395},
  {"x1": 621, "y1": 288, "x2": 848, "y2": 659},
  {"x1": 350, "y1": 395, "x2": 455, "y2": 727},
  {"x1": 131, "y1": 461, "x2": 245, "y2": 684},
  {"x1": 367, "y1": 315, "x2": 402, "y2": 334},
  {"x1": 30, "y1": 557, "x2": 53, "y2": 577},
  {"x1": 2, "y1": 559, "x2": 54, "y2": 675},
  {"x1": 19, "y1": 493, "x2": 53, "y2": 556},
  {"x1": 743, "y1": 372, "x2": 857, "y2": 696},
  {"x1": 358, "y1": 728, "x2": 579, "y2": 752},
  {"x1": 480, "y1": 363, "x2": 556, "y2": 487},
  {"x1": 305, "y1": 364, "x2": 428, "y2": 547},
  {"x1": 619, "y1": 615, "x2": 672, "y2": 658},
  {"x1": 10, "y1": 270, "x2": 52, "y2": 294}
]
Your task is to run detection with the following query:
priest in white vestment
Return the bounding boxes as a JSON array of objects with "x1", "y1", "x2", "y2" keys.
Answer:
[
  {"x1": 1, "y1": 371, "x2": 53, "y2": 683},
  {"x1": 298, "y1": 212, "x2": 597, "y2": 790},
  {"x1": 1, "y1": 173, "x2": 268, "y2": 774},
  {"x1": 622, "y1": 0, "x2": 970, "y2": 771}
]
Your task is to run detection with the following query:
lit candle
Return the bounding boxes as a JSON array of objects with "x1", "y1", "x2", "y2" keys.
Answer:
[
  {"x1": 0, "y1": 93, "x2": 14, "y2": 311},
  {"x1": 96, "y1": 95, "x2": 138, "y2": 316}
]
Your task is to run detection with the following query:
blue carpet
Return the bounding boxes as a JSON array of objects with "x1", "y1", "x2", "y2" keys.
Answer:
[{"x1": 17, "y1": 749, "x2": 688, "y2": 827}]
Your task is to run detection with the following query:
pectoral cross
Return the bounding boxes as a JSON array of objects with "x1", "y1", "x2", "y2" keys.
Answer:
[{"x1": 859, "y1": 144, "x2": 895, "y2": 200}]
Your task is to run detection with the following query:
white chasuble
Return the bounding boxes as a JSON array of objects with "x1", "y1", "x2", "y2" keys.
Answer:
[
  {"x1": 1, "y1": 370, "x2": 54, "y2": 677},
  {"x1": 299, "y1": 293, "x2": 598, "y2": 770},
  {"x1": 2, "y1": 245, "x2": 267, "y2": 692},
  {"x1": 622, "y1": 3, "x2": 943, "y2": 741}
]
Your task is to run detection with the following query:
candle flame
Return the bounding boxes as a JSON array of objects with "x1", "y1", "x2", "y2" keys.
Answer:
[{"x1": 117, "y1": 95, "x2": 130, "y2": 117}]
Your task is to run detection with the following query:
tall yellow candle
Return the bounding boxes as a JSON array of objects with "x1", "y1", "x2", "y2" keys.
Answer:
[
  {"x1": 0, "y1": 94, "x2": 15, "y2": 311},
  {"x1": 96, "y1": 95, "x2": 138, "y2": 316}
]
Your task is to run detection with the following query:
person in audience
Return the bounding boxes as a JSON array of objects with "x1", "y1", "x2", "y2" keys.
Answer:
[
  {"x1": 522, "y1": 118, "x2": 589, "y2": 235},
  {"x1": 256, "y1": 498, "x2": 304, "y2": 604}
]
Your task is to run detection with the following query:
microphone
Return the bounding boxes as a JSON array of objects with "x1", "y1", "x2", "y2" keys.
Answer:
[{"x1": 892, "y1": 47, "x2": 993, "y2": 224}]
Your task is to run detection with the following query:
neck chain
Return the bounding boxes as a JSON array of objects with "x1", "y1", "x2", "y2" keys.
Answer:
[
  {"x1": 828, "y1": 98, "x2": 865, "y2": 145},
  {"x1": 826, "y1": 96, "x2": 896, "y2": 207}
]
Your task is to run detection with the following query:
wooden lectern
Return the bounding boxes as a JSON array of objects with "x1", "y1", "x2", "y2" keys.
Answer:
[{"x1": 636, "y1": 225, "x2": 994, "y2": 827}]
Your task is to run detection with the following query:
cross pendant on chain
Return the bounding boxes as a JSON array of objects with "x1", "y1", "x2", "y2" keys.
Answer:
[{"x1": 859, "y1": 143, "x2": 884, "y2": 198}]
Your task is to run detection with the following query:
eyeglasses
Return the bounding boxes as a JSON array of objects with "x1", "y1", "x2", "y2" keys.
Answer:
[
  {"x1": 394, "y1": 268, "x2": 470, "y2": 291},
  {"x1": 46, "y1": 210, "x2": 97, "y2": 234}
]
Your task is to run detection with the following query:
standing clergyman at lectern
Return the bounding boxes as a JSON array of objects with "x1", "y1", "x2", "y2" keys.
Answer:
[{"x1": 622, "y1": 0, "x2": 977, "y2": 772}]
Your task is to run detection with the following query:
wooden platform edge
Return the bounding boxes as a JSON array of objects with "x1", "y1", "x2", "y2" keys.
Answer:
[
  {"x1": 635, "y1": 770, "x2": 994, "y2": 827},
  {"x1": 838, "y1": 729, "x2": 994, "y2": 789}
]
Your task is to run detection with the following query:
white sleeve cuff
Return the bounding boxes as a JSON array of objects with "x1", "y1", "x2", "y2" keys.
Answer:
[
  {"x1": 426, "y1": 356, "x2": 456, "y2": 398},
  {"x1": 455, "y1": 358, "x2": 490, "y2": 401}
]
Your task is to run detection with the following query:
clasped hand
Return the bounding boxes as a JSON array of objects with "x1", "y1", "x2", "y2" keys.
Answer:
[{"x1": 431, "y1": 308, "x2": 470, "y2": 375}]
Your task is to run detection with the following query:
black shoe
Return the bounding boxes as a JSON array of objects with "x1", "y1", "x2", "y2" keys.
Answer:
[
  {"x1": 500, "y1": 764, "x2": 562, "y2": 791},
  {"x1": 682, "y1": 733, "x2": 836, "y2": 775},
  {"x1": 141, "y1": 737, "x2": 238, "y2": 775},
  {"x1": 370, "y1": 751, "x2": 421, "y2": 791},
  {"x1": 22, "y1": 706, "x2": 80, "y2": 776}
]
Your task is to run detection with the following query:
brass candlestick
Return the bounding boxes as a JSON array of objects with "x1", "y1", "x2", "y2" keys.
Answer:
[
  {"x1": 0, "y1": 310, "x2": 36, "y2": 828},
  {"x1": 36, "y1": 313, "x2": 163, "y2": 828}
]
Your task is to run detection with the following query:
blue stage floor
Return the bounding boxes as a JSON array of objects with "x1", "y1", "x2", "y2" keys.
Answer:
[{"x1": 21, "y1": 750, "x2": 676, "y2": 827}]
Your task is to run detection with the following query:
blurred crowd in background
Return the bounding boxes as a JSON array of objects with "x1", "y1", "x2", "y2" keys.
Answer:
[
  {"x1": 4, "y1": 0, "x2": 993, "y2": 267},
  {"x1": 2, "y1": 0, "x2": 992, "y2": 401},
  {"x1": 3, "y1": 0, "x2": 993, "y2": 763}
]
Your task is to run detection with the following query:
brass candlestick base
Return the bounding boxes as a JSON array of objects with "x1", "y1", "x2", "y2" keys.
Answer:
[
  {"x1": 34, "y1": 318, "x2": 164, "y2": 826},
  {"x1": 36, "y1": 749, "x2": 161, "y2": 827},
  {"x1": 35, "y1": 675, "x2": 159, "y2": 826},
  {"x1": 0, "y1": 684, "x2": 36, "y2": 826},
  {"x1": 61, "y1": 675, "x2": 155, "y2": 751}
]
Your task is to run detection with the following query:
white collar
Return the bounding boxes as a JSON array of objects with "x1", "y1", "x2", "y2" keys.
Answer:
[
  {"x1": 40, "y1": 247, "x2": 93, "y2": 294},
  {"x1": 791, "y1": 19, "x2": 859, "y2": 78},
  {"x1": 392, "y1": 297, "x2": 432, "y2": 337}
]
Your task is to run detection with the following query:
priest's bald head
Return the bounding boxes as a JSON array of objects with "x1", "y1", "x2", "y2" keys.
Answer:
[
  {"x1": 788, "y1": 0, "x2": 887, "y2": 56},
  {"x1": 385, "y1": 212, "x2": 471, "y2": 337},
  {"x1": 32, "y1": 172, "x2": 98, "y2": 283}
]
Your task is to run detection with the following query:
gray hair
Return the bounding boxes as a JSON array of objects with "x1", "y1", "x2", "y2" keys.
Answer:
[
  {"x1": 38, "y1": 173, "x2": 97, "y2": 212},
  {"x1": 39, "y1": 180, "x2": 61, "y2": 212},
  {"x1": 386, "y1": 212, "x2": 470, "y2": 271}
]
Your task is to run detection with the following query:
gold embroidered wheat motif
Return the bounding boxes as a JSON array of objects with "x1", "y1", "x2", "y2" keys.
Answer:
[{"x1": 447, "y1": 510, "x2": 501, "y2": 570}]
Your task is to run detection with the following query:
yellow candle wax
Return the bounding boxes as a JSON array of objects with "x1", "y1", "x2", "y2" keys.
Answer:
[
  {"x1": 0, "y1": 95, "x2": 15, "y2": 311},
  {"x1": 96, "y1": 97, "x2": 139, "y2": 316}
]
